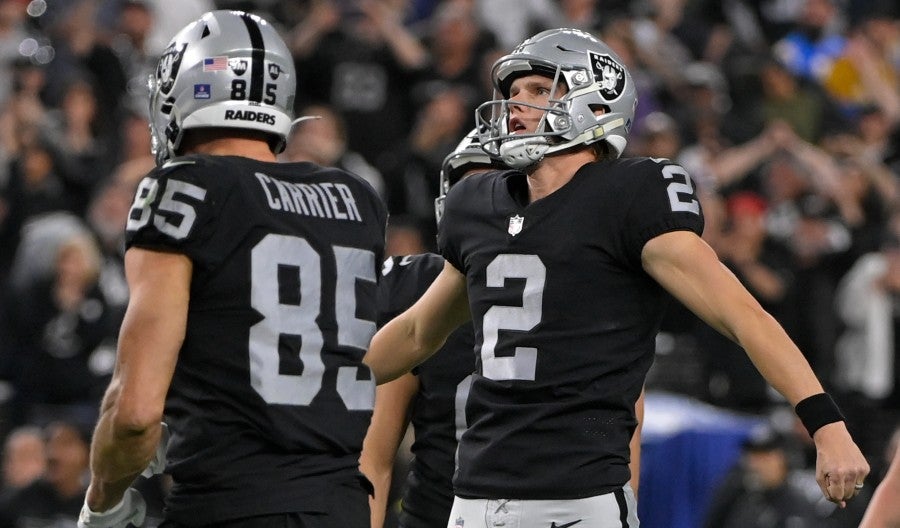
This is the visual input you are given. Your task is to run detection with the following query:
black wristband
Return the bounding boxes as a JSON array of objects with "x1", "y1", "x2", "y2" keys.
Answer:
[{"x1": 795, "y1": 393, "x2": 845, "y2": 437}]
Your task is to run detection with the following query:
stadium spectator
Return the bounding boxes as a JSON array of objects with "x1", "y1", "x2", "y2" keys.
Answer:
[
  {"x1": 773, "y1": 0, "x2": 847, "y2": 85},
  {"x1": 291, "y1": 0, "x2": 428, "y2": 170},
  {"x1": 0, "y1": 426, "x2": 46, "y2": 495},
  {"x1": 281, "y1": 103, "x2": 386, "y2": 200},
  {"x1": 4, "y1": 231, "x2": 118, "y2": 428},
  {"x1": 0, "y1": 421, "x2": 90, "y2": 527},
  {"x1": 704, "y1": 426, "x2": 821, "y2": 528}
]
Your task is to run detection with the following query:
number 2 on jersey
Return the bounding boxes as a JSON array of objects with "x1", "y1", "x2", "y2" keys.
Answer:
[
  {"x1": 661, "y1": 164, "x2": 700, "y2": 215},
  {"x1": 481, "y1": 254, "x2": 545, "y2": 381}
]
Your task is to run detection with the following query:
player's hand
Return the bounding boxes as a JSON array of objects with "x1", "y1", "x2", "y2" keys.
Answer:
[
  {"x1": 140, "y1": 422, "x2": 169, "y2": 478},
  {"x1": 78, "y1": 488, "x2": 146, "y2": 528},
  {"x1": 813, "y1": 421, "x2": 870, "y2": 507}
]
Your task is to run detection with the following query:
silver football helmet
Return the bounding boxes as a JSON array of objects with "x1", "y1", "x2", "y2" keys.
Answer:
[
  {"x1": 476, "y1": 28, "x2": 637, "y2": 169},
  {"x1": 434, "y1": 126, "x2": 501, "y2": 225},
  {"x1": 148, "y1": 10, "x2": 296, "y2": 166}
]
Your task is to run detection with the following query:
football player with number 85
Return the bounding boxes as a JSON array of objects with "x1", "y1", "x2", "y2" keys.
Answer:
[{"x1": 80, "y1": 10, "x2": 387, "y2": 528}]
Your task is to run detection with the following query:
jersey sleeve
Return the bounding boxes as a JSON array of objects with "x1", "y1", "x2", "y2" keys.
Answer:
[
  {"x1": 621, "y1": 159, "x2": 705, "y2": 266},
  {"x1": 124, "y1": 159, "x2": 219, "y2": 263}
]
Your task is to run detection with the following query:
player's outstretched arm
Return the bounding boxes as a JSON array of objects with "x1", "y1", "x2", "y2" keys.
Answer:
[
  {"x1": 859, "y1": 441, "x2": 900, "y2": 527},
  {"x1": 83, "y1": 248, "x2": 189, "y2": 513},
  {"x1": 642, "y1": 230, "x2": 870, "y2": 506},
  {"x1": 360, "y1": 373, "x2": 420, "y2": 528},
  {"x1": 630, "y1": 387, "x2": 645, "y2": 500},
  {"x1": 364, "y1": 262, "x2": 470, "y2": 384}
]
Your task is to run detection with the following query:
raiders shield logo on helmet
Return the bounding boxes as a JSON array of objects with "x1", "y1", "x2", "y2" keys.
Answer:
[
  {"x1": 157, "y1": 42, "x2": 187, "y2": 95},
  {"x1": 588, "y1": 51, "x2": 625, "y2": 101}
]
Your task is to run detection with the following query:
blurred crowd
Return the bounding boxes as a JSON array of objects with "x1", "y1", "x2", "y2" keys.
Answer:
[{"x1": 0, "y1": 0, "x2": 896, "y2": 526}]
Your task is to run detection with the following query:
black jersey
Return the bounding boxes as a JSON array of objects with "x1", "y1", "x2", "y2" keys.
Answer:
[
  {"x1": 437, "y1": 157, "x2": 704, "y2": 500},
  {"x1": 377, "y1": 254, "x2": 476, "y2": 528},
  {"x1": 125, "y1": 154, "x2": 387, "y2": 523}
]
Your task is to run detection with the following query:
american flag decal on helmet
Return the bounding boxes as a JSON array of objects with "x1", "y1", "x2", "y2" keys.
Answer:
[{"x1": 202, "y1": 56, "x2": 228, "y2": 71}]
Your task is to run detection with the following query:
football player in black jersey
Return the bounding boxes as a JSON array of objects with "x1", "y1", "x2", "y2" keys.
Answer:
[
  {"x1": 79, "y1": 11, "x2": 386, "y2": 528},
  {"x1": 363, "y1": 252, "x2": 474, "y2": 528},
  {"x1": 360, "y1": 130, "x2": 486, "y2": 528},
  {"x1": 362, "y1": 129, "x2": 645, "y2": 528},
  {"x1": 364, "y1": 28, "x2": 868, "y2": 528},
  {"x1": 361, "y1": 130, "x2": 643, "y2": 527}
]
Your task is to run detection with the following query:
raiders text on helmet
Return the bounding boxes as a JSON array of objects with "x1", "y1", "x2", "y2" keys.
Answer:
[
  {"x1": 476, "y1": 28, "x2": 637, "y2": 169},
  {"x1": 149, "y1": 10, "x2": 296, "y2": 166}
]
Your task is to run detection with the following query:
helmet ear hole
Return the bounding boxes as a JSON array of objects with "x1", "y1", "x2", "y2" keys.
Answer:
[{"x1": 588, "y1": 103, "x2": 609, "y2": 117}]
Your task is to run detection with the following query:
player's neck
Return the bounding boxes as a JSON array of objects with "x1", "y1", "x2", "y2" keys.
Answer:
[
  {"x1": 527, "y1": 148, "x2": 596, "y2": 202},
  {"x1": 186, "y1": 138, "x2": 277, "y2": 162}
]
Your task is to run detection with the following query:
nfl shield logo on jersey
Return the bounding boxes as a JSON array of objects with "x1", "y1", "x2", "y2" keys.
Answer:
[
  {"x1": 454, "y1": 517, "x2": 464, "y2": 528},
  {"x1": 508, "y1": 215, "x2": 524, "y2": 236}
]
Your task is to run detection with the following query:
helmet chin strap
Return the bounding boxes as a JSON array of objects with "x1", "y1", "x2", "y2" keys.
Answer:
[
  {"x1": 499, "y1": 117, "x2": 629, "y2": 169},
  {"x1": 499, "y1": 137, "x2": 550, "y2": 169}
]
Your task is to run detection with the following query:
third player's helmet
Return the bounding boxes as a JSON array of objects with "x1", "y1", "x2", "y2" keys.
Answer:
[
  {"x1": 435, "y1": 126, "x2": 502, "y2": 224},
  {"x1": 149, "y1": 10, "x2": 296, "y2": 166},
  {"x1": 476, "y1": 28, "x2": 637, "y2": 169}
]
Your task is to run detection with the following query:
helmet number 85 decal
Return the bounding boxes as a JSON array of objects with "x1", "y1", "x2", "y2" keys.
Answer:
[{"x1": 230, "y1": 79, "x2": 277, "y2": 105}]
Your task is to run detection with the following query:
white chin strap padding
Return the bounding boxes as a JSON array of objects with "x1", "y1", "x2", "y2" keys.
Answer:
[
  {"x1": 605, "y1": 135, "x2": 626, "y2": 158},
  {"x1": 499, "y1": 137, "x2": 550, "y2": 169}
]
